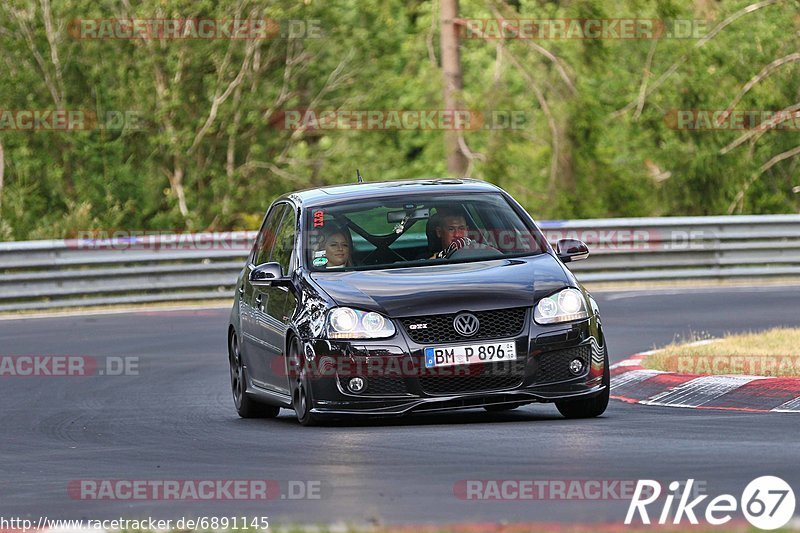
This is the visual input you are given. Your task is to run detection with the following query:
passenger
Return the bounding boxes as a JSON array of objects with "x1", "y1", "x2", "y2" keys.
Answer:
[
  {"x1": 430, "y1": 207, "x2": 473, "y2": 259},
  {"x1": 314, "y1": 224, "x2": 353, "y2": 268}
]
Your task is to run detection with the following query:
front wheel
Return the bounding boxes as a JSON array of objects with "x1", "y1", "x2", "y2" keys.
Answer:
[
  {"x1": 229, "y1": 333, "x2": 280, "y2": 419},
  {"x1": 555, "y1": 346, "x2": 610, "y2": 419},
  {"x1": 289, "y1": 337, "x2": 320, "y2": 426}
]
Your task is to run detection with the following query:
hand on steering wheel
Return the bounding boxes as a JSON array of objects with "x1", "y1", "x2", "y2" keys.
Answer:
[{"x1": 441, "y1": 236, "x2": 473, "y2": 258}]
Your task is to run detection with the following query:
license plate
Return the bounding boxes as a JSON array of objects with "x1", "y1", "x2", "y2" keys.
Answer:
[{"x1": 424, "y1": 342, "x2": 517, "y2": 368}]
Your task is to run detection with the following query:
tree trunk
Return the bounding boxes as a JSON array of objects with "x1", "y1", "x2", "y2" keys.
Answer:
[
  {"x1": 169, "y1": 164, "x2": 189, "y2": 222},
  {"x1": 440, "y1": 0, "x2": 468, "y2": 176}
]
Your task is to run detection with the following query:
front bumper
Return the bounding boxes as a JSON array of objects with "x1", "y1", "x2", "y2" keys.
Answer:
[
  {"x1": 311, "y1": 383, "x2": 607, "y2": 418},
  {"x1": 301, "y1": 310, "x2": 607, "y2": 418}
]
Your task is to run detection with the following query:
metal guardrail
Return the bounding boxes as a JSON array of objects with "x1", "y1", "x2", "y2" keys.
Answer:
[
  {"x1": 540, "y1": 214, "x2": 800, "y2": 282},
  {"x1": 0, "y1": 215, "x2": 799, "y2": 311},
  {"x1": 0, "y1": 232, "x2": 257, "y2": 312}
]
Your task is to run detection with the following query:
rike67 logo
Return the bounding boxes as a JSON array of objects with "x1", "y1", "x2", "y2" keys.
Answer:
[{"x1": 625, "y1": 476, "x2": 796, "y2": 530}]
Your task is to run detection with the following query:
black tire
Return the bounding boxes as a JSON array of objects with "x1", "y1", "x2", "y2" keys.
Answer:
[
  {"x1": 229, "y1": 333, "x2": 280, "y2": 419},
  {"x1": 289, "y1": 337, "x2": 320, "y2": 427},
  {"x1": 555, "y1": 346, "x2": 610, "y2": 419}
]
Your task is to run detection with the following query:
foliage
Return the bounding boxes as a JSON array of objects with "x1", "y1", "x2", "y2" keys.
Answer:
[{"x1": 1, "y1": 0, "x2": 799, "y2": 240}]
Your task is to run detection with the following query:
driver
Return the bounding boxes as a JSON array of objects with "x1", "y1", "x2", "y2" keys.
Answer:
[{"x1": 430, "y1": 207, "x2": 474, "y2": 259}]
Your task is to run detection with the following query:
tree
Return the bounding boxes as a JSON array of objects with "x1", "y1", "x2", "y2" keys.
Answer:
[{"x1": 440, "y1": 0, "x2": 468, "y2": 175}]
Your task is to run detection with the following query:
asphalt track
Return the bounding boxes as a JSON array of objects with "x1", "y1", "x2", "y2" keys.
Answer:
[{"x1": 1, "y1": 286, "x2": 799, "y2": 526}]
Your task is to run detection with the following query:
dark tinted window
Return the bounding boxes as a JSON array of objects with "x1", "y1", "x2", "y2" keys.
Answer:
[
  {"x1": 271, "y1": 206, "x2": 297, "y2": 275},
  {"x1": 306, "y1": 193, "x2": 545, "y2": 271},
  {"x1": 253, "y1": 203, "x2": 286, "y2": 266}
]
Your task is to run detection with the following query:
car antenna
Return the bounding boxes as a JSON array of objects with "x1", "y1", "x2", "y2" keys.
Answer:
[{"x1": 356, "y1": 169, "x2": 364, "y2": 183}]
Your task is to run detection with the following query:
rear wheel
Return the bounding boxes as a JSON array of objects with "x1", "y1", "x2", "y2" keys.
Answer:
[
  {"x1": 555, "y1": 346, "x2": 610, "y2": 419},
  {"x1": 229, "y1": 333, "x2": 280, "y2": 419},
  {"x1": 289, "y1": 337, "x2": 320, "y2": 426}
]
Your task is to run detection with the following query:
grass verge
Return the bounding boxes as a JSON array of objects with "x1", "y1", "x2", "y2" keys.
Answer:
[{"x1": 644, "y1": 327, "x2": 800, "y2": 377}]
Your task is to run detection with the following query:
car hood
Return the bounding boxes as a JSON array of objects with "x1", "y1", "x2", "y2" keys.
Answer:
[{"x1": 309, "y1": 254, "x2": 572, "y2": 317}]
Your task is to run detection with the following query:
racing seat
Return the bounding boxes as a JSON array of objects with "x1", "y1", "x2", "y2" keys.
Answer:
[{"x1": 425, "y1": 213, "x2": 441, "y2": 257}]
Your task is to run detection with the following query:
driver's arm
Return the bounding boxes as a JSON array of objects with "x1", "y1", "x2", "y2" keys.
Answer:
[{"x1": 431, "y1": 236, "x2": 473, "y2": 259}]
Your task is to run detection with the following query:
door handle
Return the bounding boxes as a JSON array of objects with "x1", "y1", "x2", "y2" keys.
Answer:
[
  {"x1": 238, "y1": 285, "x2": 244, "y2": 296},
  {"x1": 255, "y1": 294, "x2": 263, "y2": 306}
]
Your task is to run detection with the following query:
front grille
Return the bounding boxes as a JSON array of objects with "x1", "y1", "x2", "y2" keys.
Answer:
[
  {"x1": 418, "y1": 360, "x2": 527, "y2": 395},
  {"x1": 338, "y1": 376, "x2": 408, "y2": 396},
  {"x1": 535, "y1": 345, "x2": 591, "y2": 383},
  {"x1": 401, "y1": 307, "x2": 527, "y2": 344}
]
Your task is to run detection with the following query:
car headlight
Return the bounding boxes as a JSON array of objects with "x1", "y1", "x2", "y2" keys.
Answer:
[
  {"x1": 326, "y1": 307, "x2": 396, "y2": 339},
  {"x1": 534, "y1": 288, "x2": 589, "y2": 324}
]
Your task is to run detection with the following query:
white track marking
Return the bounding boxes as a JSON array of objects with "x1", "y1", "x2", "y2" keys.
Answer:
[
  {"x1": 611, "y1": 369, "x2": 664, "y2": 390},
  {"x1": 772, "y1": 396, "x2": 800, "y2": 413},
  {"x1": 641, "y1": 375, "x2": 766, "y2": 408}
]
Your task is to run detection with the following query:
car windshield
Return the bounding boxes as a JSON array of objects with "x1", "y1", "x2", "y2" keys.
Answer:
[{"x1": 305, "y1": 193, "x2": 546, "y2": 272}]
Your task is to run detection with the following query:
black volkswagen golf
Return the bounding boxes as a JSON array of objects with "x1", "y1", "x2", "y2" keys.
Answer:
[{"x1": 228, "y1": 178, "x2": 609, "y2": 425}]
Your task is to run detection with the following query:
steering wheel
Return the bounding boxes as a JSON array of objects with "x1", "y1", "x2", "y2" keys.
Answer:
[{"x1": 441, "y1": 237, "x2": 501, "y2": 259}]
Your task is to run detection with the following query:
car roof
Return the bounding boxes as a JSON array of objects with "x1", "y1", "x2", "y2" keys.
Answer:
[{"x1": 278, "y1": 178, "x2": 503, "y2": 207}]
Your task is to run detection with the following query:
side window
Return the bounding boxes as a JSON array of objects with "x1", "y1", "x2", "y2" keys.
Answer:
[
  {"x1": 468, "y1": 204, "x2": 505, "y2": 247},
  {"x1": 252, "y1": 203, "x2": 287, "y2": 266},
  {"x1": 270, "y1": 207, "x2": 297, "y2": 275}
]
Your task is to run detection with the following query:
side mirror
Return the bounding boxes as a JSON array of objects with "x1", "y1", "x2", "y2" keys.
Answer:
[
  {"x1": 556, "y1": 238, "x2": 589, "y2": 263},
  {"x1": 249, "y1": 262, "x2": 288, "y2": 287}
]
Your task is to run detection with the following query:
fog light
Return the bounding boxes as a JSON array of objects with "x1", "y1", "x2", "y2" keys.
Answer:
[
  {"x1": 348, "y1": 377, "x2": 366, "y2": 393},
  {"x1": 569, "y1": 359, "x2": 584, "y2": 375}
]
